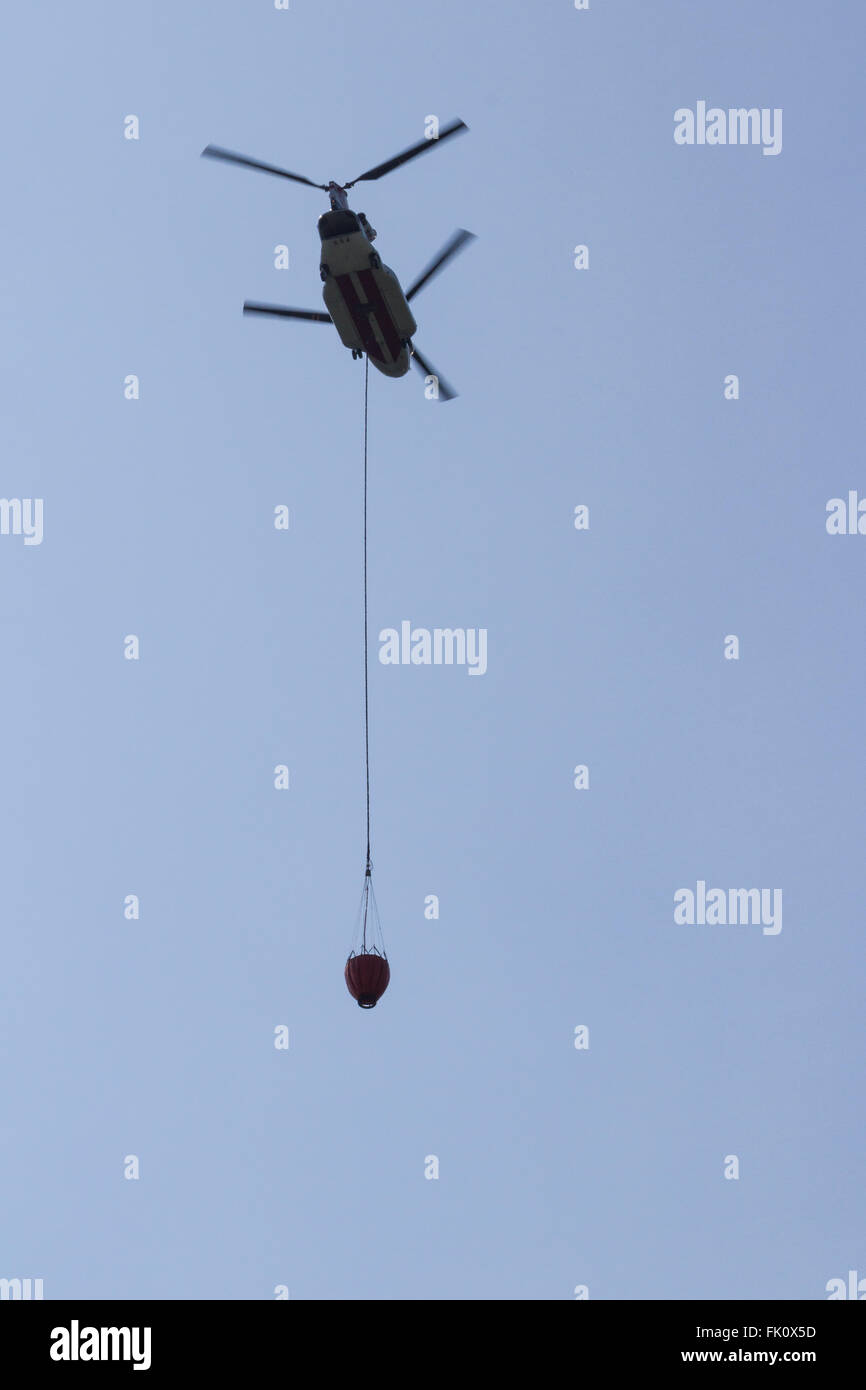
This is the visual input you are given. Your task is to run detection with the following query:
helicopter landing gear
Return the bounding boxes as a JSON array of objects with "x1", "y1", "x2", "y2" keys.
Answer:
[
  {"x1": 320, "y1": 264, "x2": 331, "y2": 282},
  {"x1": 352, "y1": 349, "x2": 364, "y2": 360}
]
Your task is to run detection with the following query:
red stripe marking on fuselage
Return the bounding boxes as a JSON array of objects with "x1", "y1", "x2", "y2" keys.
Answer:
[
  {"x1": 356, "y1": 269, "x2": 403, "y2": 363},
  {"x1": 336, "y1": 273, "x2": 384, "y2": 362}
]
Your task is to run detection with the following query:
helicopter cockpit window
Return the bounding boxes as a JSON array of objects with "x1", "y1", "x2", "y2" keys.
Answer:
[{"x1": 318, "y1": 211, "x2": 361, "y2": 240}]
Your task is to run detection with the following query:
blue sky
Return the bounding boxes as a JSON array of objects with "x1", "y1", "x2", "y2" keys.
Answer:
[{"x1": 1, "y1": 0, "x2": 863, "y2": 1299}]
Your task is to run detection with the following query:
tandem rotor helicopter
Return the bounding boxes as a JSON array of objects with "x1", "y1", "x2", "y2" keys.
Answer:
[{"x1": 201, "y1": 119, "x2": 475, "y2": 400}]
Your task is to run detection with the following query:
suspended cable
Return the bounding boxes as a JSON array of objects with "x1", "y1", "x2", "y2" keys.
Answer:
[
  {"x1": 345, "y1": 356, "x2": 389, "y2": 1005},
  {"x1": 363, "y1": 355, "x2": 371, "y2": 878}
]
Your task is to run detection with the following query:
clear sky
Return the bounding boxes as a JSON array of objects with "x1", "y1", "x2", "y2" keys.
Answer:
[{"x1": 1, "y1": 0, "x2": 863, "y2": 1300}]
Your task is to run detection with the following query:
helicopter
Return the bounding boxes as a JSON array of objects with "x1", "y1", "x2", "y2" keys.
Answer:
[{"x1": 201, "y1": 120, "x2": 475, "y2": 400}]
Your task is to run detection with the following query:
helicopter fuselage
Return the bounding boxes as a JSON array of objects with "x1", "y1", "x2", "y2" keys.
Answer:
[{"x1": 318, "y1": 209, "x2": 417, "y2": 379}]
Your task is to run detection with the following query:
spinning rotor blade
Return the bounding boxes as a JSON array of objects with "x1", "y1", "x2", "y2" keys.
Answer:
[
  {"x1": 410, "y1": 343, "x2": 457, "y2": 402},
  {"x1": 346, "y1": 119, "x2": 468, "y2": 186},
  {"x1": 202, "y1": 145, "x2": 326, "y2": 189},
  {"x1": 243, "y1": 302, "x2": 331, "y2": 322},
  {"x1": 406, "y1": 229, "x2": 476, "y2": 303}
]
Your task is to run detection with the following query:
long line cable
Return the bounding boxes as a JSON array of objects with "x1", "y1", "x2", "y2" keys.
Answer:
[{"x1": 363, "y1": 355, "x2": 371, "y2": 878}]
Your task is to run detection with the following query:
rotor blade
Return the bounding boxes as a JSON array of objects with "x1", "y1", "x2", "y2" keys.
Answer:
[
  {"x1": 346, "y1": 119, "x2": 468, "y2": 186},
  {"x1": 406, "y1": 229, "x2": 476, "y2": 303},
  {"x1": 202, "y1": 145, "x2": 326, "y2": 189},
  {"x1": 243, "y1": 302, "x2": 331, "y2": 322},
  {"x1": 410, "y1": 343, "x2": 457, "y2": 401}
]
